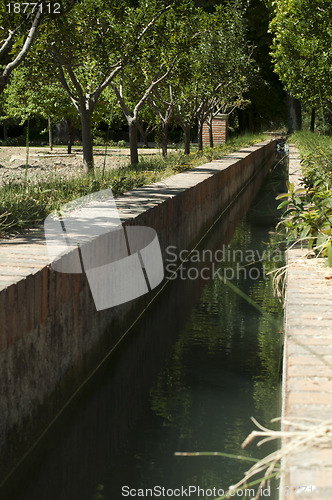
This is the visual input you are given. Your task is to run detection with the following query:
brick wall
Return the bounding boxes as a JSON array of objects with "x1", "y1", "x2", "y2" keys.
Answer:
[
  {"x1": 202, "y1": 114, "x2": 228, "y2": 147},
  {"x1": 0, "y1": 140, "x2": 276, "y2": 486}
]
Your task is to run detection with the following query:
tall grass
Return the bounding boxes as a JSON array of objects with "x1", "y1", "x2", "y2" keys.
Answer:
[
  {"x1": 0, "y1": 133, "x2": 268, "y2": 236},
  {"x1": 291, "y1": 131, "x2": 332, "y2": 186}
]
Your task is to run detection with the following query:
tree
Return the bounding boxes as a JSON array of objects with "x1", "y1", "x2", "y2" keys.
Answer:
[
  {"x1": 270, "y1": 0, "x2": 332, "y2": 116},
  {"x1": 110, "y1": 0, "x2": 198, "y2": 164},
  {"x1": 235, "y1": 0, "x2": 287, "y2": 133},
  {"x1": 149, "y1": 85, "x2": 174, "y2": 157},
  {"x1": 2, "y1": 65, "x2": 78, "y2": 150},
  {"x1": 31, "y1": 0, "x2": 189, "y2": 172},
  {"x1": 194, "y1": 2, "x2": 251, "y2": 149},
  {"x1": 170, "y1": 0, "x2": 250, "y2": 154},
  {"x1": 166, "y1": 10, "x2": 210, "y2": 155},
  {"x1": 111, "y1": 62, "x2": 175, "y2": 165},
  {"x1": 31, "y1": 0, "x2": 130, "y2": 173},
  {"x1": 0, "y1": 2, "x2": 43, "y2": 94}
]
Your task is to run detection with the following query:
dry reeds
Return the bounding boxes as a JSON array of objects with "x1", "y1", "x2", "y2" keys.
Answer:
[{"x1": 229, "y1": 416, "x2": 332, "y2": 500}]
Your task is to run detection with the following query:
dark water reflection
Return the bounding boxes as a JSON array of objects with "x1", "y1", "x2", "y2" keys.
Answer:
[
  {"x1": 1, "y1": 156, "x2": 286, "y2": 500},
  {"x1": 106, "y1": 220, "x2": 284, "y2": 499}
]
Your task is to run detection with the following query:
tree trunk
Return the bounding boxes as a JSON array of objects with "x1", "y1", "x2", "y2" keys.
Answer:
[
  {"x1": 197, "y1": 119, "x2": 203, "y2": 151},
  {"x1": 129, "y1": 120, "x2": 139, "y2": 165},
  {"x1": 80, "y1": 110, "x2": 94, "y2": 174},
  {"x1": 3, "y1": 120, "x2": 7, "y2": 141},
  {"x1": 137, "y1": 121, "x2": 149, "y2": 148},
  {"x1": 183, "y1": 124, "x2": 191, "y2": 155},
  {"x1": 248, "y1": 109, "x2": 255, "y2": 133},
  {"x1": 310, "y1": 108, "x2": 315, "y2": 133},
  {"x1": 161, "y1": 124, "x2": 168, "y2": 158},
  {"x1": 287, "y1": 93, "x2": 302, "y2": 134},
  {"x1": 48, "y1": 116, "x2": 53, "y2": 151},
  {"x1": 66, "y1": 118, "x2": 74, "y2": 154},
  {"x1": 208, "y1": 121, "x2": 213, "y2": 148},
  {"x1": 237, "y1": 108, "x2": 247, "y2": 133}
]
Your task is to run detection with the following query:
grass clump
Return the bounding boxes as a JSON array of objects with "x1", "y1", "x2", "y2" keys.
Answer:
[
  {"x1": 291, "y1": 131, "x2": 332, "y2": 186},
  {"x1": 0, "y1": 133, "x2": 268, "y2": 237},
  {"x1": 274, "y1": 132, "x2": 332, "y2": 269},
  {"x1": 0, "y1": 166, "x2": 171, "y2": 236}
]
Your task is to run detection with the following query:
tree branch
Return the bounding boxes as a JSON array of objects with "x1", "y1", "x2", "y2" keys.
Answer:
[
  {"x1": 148, "y1": 97, "x2": 165, "y2": 122},
  {"x1": 0, "y1": 29, "x2": 17, "y2": 59},
  {"x1": 64, "y1": 58, "x2": 85, "y2": 104},
  {"x1": 54, "y1": 65, "x2": 80, "y2": 111},
  {"x1": 90, "y1": 64, "x2": 122, "y2": 113},
  {"x1": 2, "y1": 8, "x2": 43, "y2": 83},
  {"x1": 151, "y1": 85, "x2": 172, "y2": 108},
  {"x1": 0, "y1": 6, "x2": 40, "y2": 59},
  {"x1": 119, "y1": 67, "x2": 124, "y2": 99},
  {"x1": 111, "y1": 82, "x2": 133, "y2": 121},
  {"x1": 136, "y1": 5, "x2": 171, "y2": 45},
  {"x1": 150, "y1": 86, "x2": 174, "y2": 125},
  {"x1": 133, "y1": 57, "x2": 178, "y2": 119},
  {"x1": 48, "y1": 49, "x2": 80, "y2": 104}
]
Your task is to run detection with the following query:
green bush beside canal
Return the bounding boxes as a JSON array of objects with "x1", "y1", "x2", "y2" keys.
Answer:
[{"x1": 277, "y1": 132, "x2": 332, "y2": 264}]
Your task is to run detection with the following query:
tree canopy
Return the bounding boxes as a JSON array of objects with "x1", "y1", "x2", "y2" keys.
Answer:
[
  {"x1": 270, "y1": 0, "x2": 332, "y2": 108},
  {"x1": 1, "y1": 0, "x2": 304, "y2": 171}
]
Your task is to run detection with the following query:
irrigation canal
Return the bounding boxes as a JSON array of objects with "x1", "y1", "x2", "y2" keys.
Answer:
[{"x1": 2, "y1": 151, "x2": 287, "y2": 500}]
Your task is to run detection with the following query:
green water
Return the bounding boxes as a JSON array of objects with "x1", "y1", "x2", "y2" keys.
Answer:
[
  {"x1": 103, "y1": 222, "x2": 284, "y2": 499},
  {"x1": 2, "y1": 157, "x2": 286, "y2": 500}
]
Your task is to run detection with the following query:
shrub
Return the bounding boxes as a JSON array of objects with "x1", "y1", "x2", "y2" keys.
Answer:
[
  {"x1": 4, "y1": 135, "x2": 26, "y2": 146},
  {"x1": 292, "y1": 131, "x2": 332, "y2": 186},
  {"x1": 277, "y1": 132, "x2": 332, "y2": 265}
]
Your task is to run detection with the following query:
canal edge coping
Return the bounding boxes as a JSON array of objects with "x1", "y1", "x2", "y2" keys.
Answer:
[{"x1": 280, "y1": 144, "x2": 332, "y2": 499}]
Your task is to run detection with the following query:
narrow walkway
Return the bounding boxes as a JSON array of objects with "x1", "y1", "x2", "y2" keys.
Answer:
[{"x1": 282, "y1": 145, "x2": 332, "y2": 498}]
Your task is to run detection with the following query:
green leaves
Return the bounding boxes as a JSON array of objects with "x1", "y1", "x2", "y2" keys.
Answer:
[
  {"x1": 277, "y1": 135, "x2": 332, "y2": 265},
  {"x1": 2, "y1": 65, "x2": 76, "y2": 124},
  {"x1": 269, "y1": 0, "x2": 332, "y2": 107},
  {"x1": 327, "y1": 241, "x2": 332, "y2": 267}
]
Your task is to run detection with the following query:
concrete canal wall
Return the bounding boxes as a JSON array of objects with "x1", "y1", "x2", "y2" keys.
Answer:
[
  {"x1": 0, "y1": 139, "x2": 277, "y2": 485},
  {"x1": 281, "y1": 145, "x2": 332, "y2": 499}
]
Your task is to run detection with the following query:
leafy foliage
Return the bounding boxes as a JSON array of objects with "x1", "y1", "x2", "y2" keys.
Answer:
[
  {"x1": 0, "y1": 0, "x2": 44, "y2": 93},
  {"x1": 172, "y1": 0, "x2": 251, "y2": 152},
  {"x1": 270, "y1": 0, "x2": 332, "y2": 108},
  {"x1": 277, "y1": 133, "x2": 332, "y2": 265},
  {"x1": 292, "y1": 131, "x2": 332, "y2": 185},
  {"x1": 2, "y1": 65, "x2": 76, "y2": 124},
  {"x1": 277, "y1": 182, "x2": 332, "y2": 259}
]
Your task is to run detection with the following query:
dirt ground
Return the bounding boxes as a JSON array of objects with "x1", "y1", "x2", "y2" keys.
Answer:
[{"x1": 0, "y1": 145, "x2": 164, "y2": 186}]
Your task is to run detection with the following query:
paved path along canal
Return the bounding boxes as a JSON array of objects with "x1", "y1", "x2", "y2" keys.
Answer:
[{"x1": 281, "y1": 145, "x2": 332, "y2": 499}]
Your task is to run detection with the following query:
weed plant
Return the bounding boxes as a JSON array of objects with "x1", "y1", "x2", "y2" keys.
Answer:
[
  {"x1": 276, "y1": 132, "x2": 332, "y2": 265},
  {"x1": 0, "y1": 133, "x2": 267, "y2": 236},
  {"x1": 291, "y1": 131, "x2": 332, "y2": 186}
]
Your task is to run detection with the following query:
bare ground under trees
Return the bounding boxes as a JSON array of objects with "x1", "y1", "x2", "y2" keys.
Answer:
[{"x1": 0, "y1": 145, "x2": 167, "y2": 186}]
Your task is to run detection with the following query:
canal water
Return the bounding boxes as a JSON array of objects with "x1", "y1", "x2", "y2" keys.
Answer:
[{"x1": 2, "y1": 154, "x2": 287, "y2": 500}]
